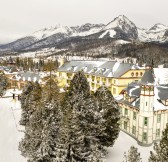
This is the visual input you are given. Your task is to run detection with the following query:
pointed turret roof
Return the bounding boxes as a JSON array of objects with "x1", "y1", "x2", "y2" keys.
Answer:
[{"x1": 140, "y1": 70, "x2": 155, "y2": 85}]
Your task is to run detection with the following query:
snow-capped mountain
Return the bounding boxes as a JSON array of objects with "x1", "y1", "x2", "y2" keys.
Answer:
[
  {"x1": 31, "y1": 23, "x2": 104, "y2": 40},
  {"x1": 99, "y1": 15, "x2": 138, "y2": 40},
  {"x1": 0, "y1": 36, "x2": 38, "y2": 50},
  {"x1": 0, "y1": 23, "x2": 104, "y2": 51},
  {"x1": 138, "y1": 23, "x2": 168, "y2": 42},
  {"x1": 71, "y1": 23, "x2": 105, "y2": 37},
  {"x1": 1, "y1": 15, "x2": 168, "y2": 52},
  {"x1": 31, "y1": 24, "x2": 73, "y2": 40}
]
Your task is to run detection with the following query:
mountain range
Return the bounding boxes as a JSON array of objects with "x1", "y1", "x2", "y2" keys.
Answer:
[{"x1": 0, "y1": 15, "x2": 168, "y2": 51}]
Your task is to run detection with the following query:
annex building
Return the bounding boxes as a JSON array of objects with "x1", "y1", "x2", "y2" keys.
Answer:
[
  {"x1": 57, "y1": 60, "x2": 145, "y2": 96},
  {"x1": 118, "y1": 69, "x2": 168, "y2": 146}
]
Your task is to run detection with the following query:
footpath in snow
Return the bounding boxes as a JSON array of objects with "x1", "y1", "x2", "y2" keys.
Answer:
[{"x1": 0, "y1": 96, "x2": 26, "y2": 162}]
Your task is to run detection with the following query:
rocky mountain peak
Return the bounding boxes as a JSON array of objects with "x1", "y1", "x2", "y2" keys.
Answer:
[
  {"x1": 103, "y1": 15, "x2": 136, "y2": 30},
  {"x1": 149, "y1": 23, "x2": 168, "y2": 31}
]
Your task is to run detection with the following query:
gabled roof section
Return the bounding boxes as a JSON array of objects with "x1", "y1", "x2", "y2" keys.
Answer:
[
  {"x1": 113, "y1": 63, "x2": 133, "y2": 78},
  {"x1": 140, "y1": 70, "x2": 155, "y2": 85}
]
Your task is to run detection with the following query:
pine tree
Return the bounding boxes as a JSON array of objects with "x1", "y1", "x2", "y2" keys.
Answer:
[
  {"x1": 42, "y1": 78, "x2": 60, "y2": 102},
  {"x1": 94, "y1": 86, "x2": 120, "y2": 147},
  {"x1": 20, "y1": 81, "x2": 34, "y2": 125},
  {"x1": 0, "y1": 73, "x2": 8, "y2": 96},
  {"x1": 149, "y1": 123, "x2": 168, "y2": 162},
  {"x1": 19, "y1": 78, "x2": 61, "y2": 162},
  {"x1": 56, "y1": 71, "x2": 105, "y2": 162},
  {"x1": 20, "y1": 101, "x2": 61, "y2": 162},
  {"x1": 123, "y1": 146, "x2": 141, "y2": 162}
]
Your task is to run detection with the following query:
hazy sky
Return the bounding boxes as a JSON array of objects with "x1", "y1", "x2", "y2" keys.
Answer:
[{"x1": 0, "y1": 0, "x2": 168, "y2": 43}]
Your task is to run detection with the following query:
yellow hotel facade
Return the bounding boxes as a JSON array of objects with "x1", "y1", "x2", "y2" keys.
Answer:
[{"x1": 57, "y1": 60, "x2": 146, "y2": 96}]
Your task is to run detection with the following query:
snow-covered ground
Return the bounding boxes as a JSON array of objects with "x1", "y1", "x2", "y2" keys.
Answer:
[
  {"x1": 0, "y1": 97, "x2": 26, "y2": 162},
  {"x1": 0, "y1": 93, "x2": 153, "y2": 162},
  {"x1": 107, "y1": 131, "x2": 153, "y2": 162}
]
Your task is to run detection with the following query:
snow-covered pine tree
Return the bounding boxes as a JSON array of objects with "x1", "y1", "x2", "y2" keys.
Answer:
[
  {"x1": 42, "y1": 78, "x2": 60, "y2": 102},
  {"x1": 19, "y1": 78, "x2": 61, "y2": 162},
  {"x1": 20, "y1": 81, "x2": 34, "y2": 125},
  {"x1": 24, "y1": 81, "x2": 42, "y2": 125},
  {"x1": 149, "y1": 123, "x2": 168, "y2": 162},
  {"x1": 94, "y1": 86, "x2": 120, "y2": 147},
  {"x1": 0, "y1": 72, "x2": 8, "y2": 96},
  {"x1": 56, "y1": 71, "x2": 105, "y2": 162},
  {"x1": 123, "y1": 146, "x2": 141, "y2": 162}
]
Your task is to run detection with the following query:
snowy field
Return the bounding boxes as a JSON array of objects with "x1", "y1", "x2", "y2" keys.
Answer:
[{"x1": 0, "y1": 95, "x2": 153, "y2": 162}]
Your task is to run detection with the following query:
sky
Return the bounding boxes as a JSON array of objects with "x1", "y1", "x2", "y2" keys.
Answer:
[{"x1": 0, "y1": 0, "x2": 168, "y2": 43}]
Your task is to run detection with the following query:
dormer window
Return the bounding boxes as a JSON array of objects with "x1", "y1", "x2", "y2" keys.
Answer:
[
  {"x1": 99, "y1": 68, "x2": 106, "y2": 74},
  {"x1": 81, "y1": 66, "x2": 87, "y2": 72},
  {"x1": 69, "y1": 66, "x2": 76, "y2": 71},
  {"x1": 93, "y1": 67, "x2": 97, "y2": 73}
]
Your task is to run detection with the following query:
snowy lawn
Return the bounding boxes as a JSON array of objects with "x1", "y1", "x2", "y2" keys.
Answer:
[
  {"x1": 0, "y1": 95, "x2": 153, "y2": 162},
  {"x1": 0, "y1": 97, "x2": 26, "y2": 162},
  {"x1": 106, "y1": 131, "x2": 153, "y2": 162}
]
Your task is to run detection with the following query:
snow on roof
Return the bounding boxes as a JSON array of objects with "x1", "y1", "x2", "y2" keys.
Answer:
[
  {"x1": 58, "y1": 60, "x2": 139, "y2": 78},
  {"x1": 154, "y1": 87, "x2": 168, "y2": 111},
  {"x1": 154, "y1": 68, "x2": 168, "y2": 84},
  {"x1": 114, "y1": 95, "x2": 123, "y2": 101},
  {"x1": 125, "y1": 82, "x2": 168, "y2": 111}
]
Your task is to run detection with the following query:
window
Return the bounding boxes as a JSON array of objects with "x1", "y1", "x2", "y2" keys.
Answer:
[
  {"x1": 113, "y1": 88, "x2": 116, "y2": 94},
  {"x1": 125, "y1": 109, "x2": 128, "y2": 116},
  {"x1": 146, "y1": 102, "x2": 148, "y2": 106},
  {"x1": 157, "y1": 114, "x2": 161, "y2": 123},
  {"x1": 131, "y1": 72, "x2": 134, "y2": 77},
  {"x1": 156, "y1": 129, "x2": 160, "y2": 138},
  {"x1": 133, "y1": 112, "x2": 136, "y2": 120},
  {"x1": 124, "y1": 121, "x2": 127, "y2": 130},
  {"x1": 140, "y1": 72, "x2": 143, "y2": 76},
  {"x1": 132, "y1": 126, "x2": 136, "y2": 135},
  {"x1": 102, "y1": 78, "x2": 106, "y2": 83},
  {"x1": 93, "y1": 67, "x2": 97, "y2": 72},
  {"x1": 143, "y1": 132, "x2": 147, "y2": 141},
  {"x1": 144, "y1": 117, "x2": 148, "y2": 126},
  {"x1": 92, "y1": 76, "x2": 95, "y2": 82},
  {"x1": 114, "y1": 80, "x2": 116, "y2": 84},
  {"x1": 136, "y1": 72, "x2": 138, "y2": 77}
]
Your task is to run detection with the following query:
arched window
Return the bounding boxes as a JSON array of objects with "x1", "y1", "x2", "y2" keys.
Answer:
[
  {"x1": 140, "y1": 72, "x2": 143, "y2": 76},
  {"x1": 131, "y1": 72, "x2": 134, "y2": 77},
  {"x1": 136, "y1": 72, "x2": 138, "y2": 77}
]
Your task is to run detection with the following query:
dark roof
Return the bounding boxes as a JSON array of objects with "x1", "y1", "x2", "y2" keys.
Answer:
[
  {"x1": 126, "y1": 83, "x2": 141, "y2": 98},
  {"x1": 157, "y1": 86, "x2": 168, "y2": 100},
  {"x1": 140, "y1": 70, "x2": 155, "y2": 85}
]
